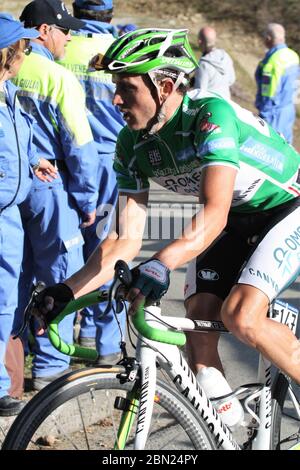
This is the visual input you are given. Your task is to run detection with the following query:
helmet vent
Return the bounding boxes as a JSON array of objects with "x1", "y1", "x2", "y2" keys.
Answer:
[
  {"x1": 119, "y1": 40, "x2": 146, "y2": 59},
  {"x1": 165, "y1": 46, "x2": 184, "y2": 58},
  {"x1": 148, "y1": 37, "x2": 164, "y2": 46}
]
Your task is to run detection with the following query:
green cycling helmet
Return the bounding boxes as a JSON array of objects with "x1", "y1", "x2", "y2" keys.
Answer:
[{"x1": 91, "y1": 28, "x2": 198, "y2": 75}]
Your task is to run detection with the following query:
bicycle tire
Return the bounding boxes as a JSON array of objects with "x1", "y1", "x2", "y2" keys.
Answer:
[
  {"x1": 2, "y1": 367, "x2": 217, "y2": 450},
  {"x1": 271, "y1": 371, "x2": 300, "y2": 450}
]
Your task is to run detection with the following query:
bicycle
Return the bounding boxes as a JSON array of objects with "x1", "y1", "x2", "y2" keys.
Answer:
[{"x1": 2, "y1": 260, "x2": 300, "y2": 450}]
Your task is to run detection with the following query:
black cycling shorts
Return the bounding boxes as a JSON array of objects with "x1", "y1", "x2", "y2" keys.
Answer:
[{"x1": 184, "y1": 198, "x2": 300, "y2": 302}]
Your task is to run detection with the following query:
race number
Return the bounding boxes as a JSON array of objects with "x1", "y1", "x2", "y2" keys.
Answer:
[{"x1": 269, "y1": 299, "x2": 299, "y2": 335}]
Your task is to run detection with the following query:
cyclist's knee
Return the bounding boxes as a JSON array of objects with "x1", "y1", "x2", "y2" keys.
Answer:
[
  {"x1": 221, "y1": 286, "x2": 268, "y2": 347},
  {"x1": 221, "y1": 303, "x2": 259, "y2": 347}
]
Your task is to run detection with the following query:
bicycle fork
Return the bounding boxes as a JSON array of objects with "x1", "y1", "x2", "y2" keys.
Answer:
[
  {"x1": 114, "y1": 384, "x2": 140, "y2": 450},
  {"x1": 113, "y1": 338, "x2": 158, "y2": 450}
]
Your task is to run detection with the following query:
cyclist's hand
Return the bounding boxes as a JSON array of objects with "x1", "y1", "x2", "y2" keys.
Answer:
[
  {"x1": 33, "y1": 283, "x2": 74, "y2": 333},
  {"x1": 80, "y1": 209, "x2": 96, "y2": 228},
  {"x1": 126, "y1": 259, "x2": 170, "y2": 315}
]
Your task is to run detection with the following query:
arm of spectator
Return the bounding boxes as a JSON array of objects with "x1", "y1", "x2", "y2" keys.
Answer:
[
  {"x1": 194, "y1": 62, "x2": 210, "y2": 91},
  {"x1": 24, "y1": 111, "x2": 58, "y2": 182},
  {"x1": 57, "y1": 70, "x2": 99, "y2": 217},
  {"x1": 228, "y1": 56, "x2": 236, "y2": 86}
]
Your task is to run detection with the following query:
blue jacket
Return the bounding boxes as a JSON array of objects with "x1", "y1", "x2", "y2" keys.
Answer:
[
  {"x1": 0, "y1": 81, "x2": 38, "y2": 210},
  {"x1": 58, "y1": 20, "x2": 125, "y2": 156},
  {"x1": 255, "y1": 44, "x2": 300, "y2": 141},
  {"x1": 13, "y1": 43, "x2": 99, "y2": 215}
]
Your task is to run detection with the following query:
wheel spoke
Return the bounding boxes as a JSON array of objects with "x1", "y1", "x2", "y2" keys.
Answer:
[{"x1": 2, "y1": 372, "x2": 215, "y2": 450}]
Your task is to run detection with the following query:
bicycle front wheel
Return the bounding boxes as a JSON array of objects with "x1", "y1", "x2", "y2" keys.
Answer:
[
  {"x1": 2, "y1": 367, "x2": 216, "y2": 450},
  {"x1": 271, "y1": 372, "x2": 300, "y2": 450}
]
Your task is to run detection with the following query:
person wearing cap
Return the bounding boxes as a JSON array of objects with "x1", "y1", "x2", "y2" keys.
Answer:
[
  {"x1": 57, "y1": 0, "x2": 126, "y2": 363},
  {"x1": 13, "y1": 0, "x2": 99, "y2": 390},
  {"x1": 0, "y1": 13, "x2": 57, "y2": 415}
]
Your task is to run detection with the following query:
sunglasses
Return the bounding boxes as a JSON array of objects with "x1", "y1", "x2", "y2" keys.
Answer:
[
  {"x1": 23, "y1": 39, "x2": 32, "y2": 56},
  {"x1": 50, "y1": 25, "x2": 70, "y2": 36}
]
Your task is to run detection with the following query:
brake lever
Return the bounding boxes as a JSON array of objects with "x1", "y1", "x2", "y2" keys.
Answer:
[
  {"x1": 98, "y1": 261, "x2": 132, "y2": 319},
  {"x1": 114, "y1": 260, "x2": 132, "y2": 287},
  {"x1": 114, "y1": 261, "x2": 132, "y2": 313},
  {"x1": 13, "y1": 281, "x2": 46, "y2": 339}
]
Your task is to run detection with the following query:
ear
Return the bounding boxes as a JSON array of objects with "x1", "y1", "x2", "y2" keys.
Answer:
[
  {"x1": 35, "y1": 23, "x2": 50, "y2": 40},
  {"x1": 159, "y1": 78, "x2": 174, "y2": 101}
]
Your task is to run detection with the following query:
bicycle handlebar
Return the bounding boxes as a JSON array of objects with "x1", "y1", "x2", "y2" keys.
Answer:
[
  {"x1": 47, "y1": 294, "x2": 186, "y2": 360},
  {"x1": 47, "y1": 291, "x2": 106, "y2": 361},
  {"x1": 20, "y1": 260, "x2": 186, "y2": 361}
]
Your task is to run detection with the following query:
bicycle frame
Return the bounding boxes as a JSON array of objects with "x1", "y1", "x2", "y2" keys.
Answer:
[
  {"x1": 123, "y1": 300, "x2": 299, "y2": 450},
  {"x1": 12, "y1": 260, "x2": 299, "y2": 451}
]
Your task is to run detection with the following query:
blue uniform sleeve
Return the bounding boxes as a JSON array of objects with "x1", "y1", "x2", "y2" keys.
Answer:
[
  {"x1": 59, "y1": 125, "x2": 99, "y2": 215},
  {"x1": 56, "y1": 73, "x2": 99, "y2": 215},
  {"x1": 18, "y1": 104, "x2": 39, "y2": 167}
]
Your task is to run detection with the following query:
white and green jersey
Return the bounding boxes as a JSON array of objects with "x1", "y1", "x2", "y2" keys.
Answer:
[{"x1": 114, "y1": 89, "x2": 300, "y2": 213}]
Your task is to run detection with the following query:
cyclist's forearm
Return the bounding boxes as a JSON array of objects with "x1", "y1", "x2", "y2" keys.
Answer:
[
  {"x1": 65, "y1": 237, "x2": 142, "y2": 297},
  {"x1": 156, "y1": 166, "x2": 235, "y2": 270},
  {"x1": 155, "y1": 206, "x2": 227, "y2": 270}
]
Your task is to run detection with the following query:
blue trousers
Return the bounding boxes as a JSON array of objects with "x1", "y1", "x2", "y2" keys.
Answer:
[
  {"x1": 80, "y1": 154, "x2": 125, "y2": 355},
  {"x1": 17, "y1": 176, "x2": 85, "y2": 378},
  {"x1": 0, "y1": 206, "x2": 23, "y2": 398},
  {"x1": 260, "y1": 104, "x2": 296, "y2": 143}
]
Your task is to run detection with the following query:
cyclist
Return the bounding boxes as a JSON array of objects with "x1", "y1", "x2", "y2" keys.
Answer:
[{"x1": 36, "y1": 29, "x2": 300, "y2": 385}]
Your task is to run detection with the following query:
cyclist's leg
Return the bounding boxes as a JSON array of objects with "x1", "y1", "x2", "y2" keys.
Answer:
[
  {"x1": 221, "y1": 284, "x2": 300, "y2": 383},
  {"x1": 185, "y1": 292, "x2": 223, "y2": 374},
  {"x1": 184, "y1": 231, "x2": 250, "y2": 375},
  {"x1": 221, "y1": 200, "x2": 300, "y2": 384}
]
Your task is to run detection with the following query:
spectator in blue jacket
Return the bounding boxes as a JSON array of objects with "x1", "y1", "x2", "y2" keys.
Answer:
[
  {"x1": 13, "y1": 0, "x2": 99, "y2": 391},
  {"x1": 57, "y1": 0, "x2": 126, "y2": 361},
  {"x1": 117, "y1": 23, "x2": 137, "y2": 36},
  {"x1": 255, "y1": 23, "x2": 300, "y2": 143},
  {"x1": 0, "y1": 13, "x2": 57, "y2": 415}
]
